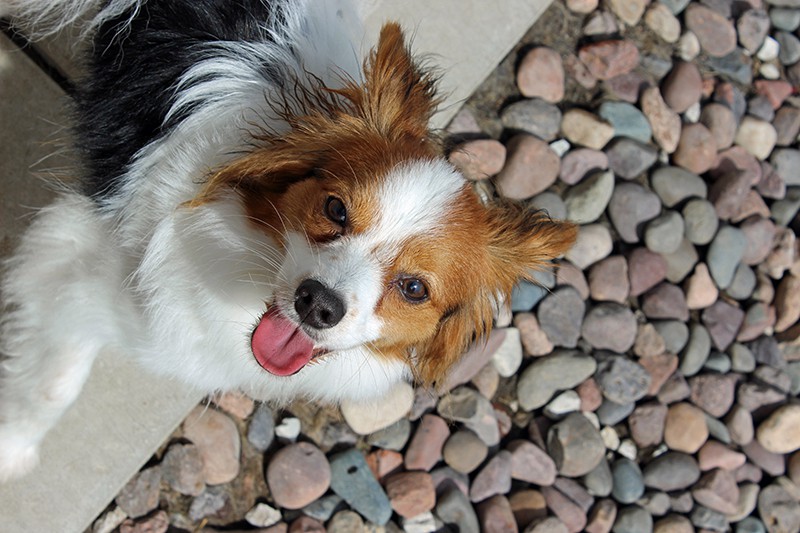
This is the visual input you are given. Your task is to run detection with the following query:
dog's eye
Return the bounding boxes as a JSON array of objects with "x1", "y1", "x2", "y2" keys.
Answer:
[
  {"x1": 324, "y1": 196, "x2": 347, "y2": 226},
  {"x1": 398, "y1": 277, "x2": 428, "y2": 303}
]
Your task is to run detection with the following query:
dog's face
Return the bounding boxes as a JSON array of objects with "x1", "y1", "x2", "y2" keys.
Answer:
[{"x1": 192, "y1": 23, "x2": 576, "y2": 390}]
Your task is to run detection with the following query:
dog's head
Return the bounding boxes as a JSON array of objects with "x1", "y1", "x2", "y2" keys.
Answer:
[{"x1": 191, "y1": 23, "x2": 576, "y2": 392}]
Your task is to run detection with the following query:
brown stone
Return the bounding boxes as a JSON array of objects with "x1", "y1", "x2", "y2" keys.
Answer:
[
  {"x1": 641, "y1": 87, "x2": 681, "y2": 153},
  {"x1": 664, "y1": 402, "x2": 708, "y2": 453},
  {"x1": 384, "y1": 471, "x2": 436, "y2": 518},
  {"x1": 672, "y1": 123, "x2": 717, "y2": 175}
]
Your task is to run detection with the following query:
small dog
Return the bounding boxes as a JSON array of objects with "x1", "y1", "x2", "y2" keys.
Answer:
[{"x1": 0, "y1": 0, "x2": 575, "y2": 480}]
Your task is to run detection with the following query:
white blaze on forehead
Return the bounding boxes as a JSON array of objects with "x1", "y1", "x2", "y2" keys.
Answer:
[{"x1": 372, "y1": 159, "x2": 466, "y2": 243}]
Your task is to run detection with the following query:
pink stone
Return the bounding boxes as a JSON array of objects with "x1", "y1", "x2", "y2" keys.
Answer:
[
  {"x1": 266, "y1": 442, "x2": 330, "y2": 509},
  {"x1": 449, "y1": 139, "x2": 506, "y2": 181},
  {"x1": 588, "y1": 256, "x2": 629, "y2": 304},
  {"x1": 684, "y1": 4, "x2": 738, "y2": 57},
  {"x1": 698, "y1": 440, "x2": 747, "y2": 471},
  {"x1": 495, "y1": 135, "x2": 560, "y2": 199},
  {"x1": 578, "y1": 40, "x2": 640, "y2": 80},
  {"x1": 559, "y1": 148, "x2": 609, "y2": 185},
  {"x1": 684, "y1": 263, "x2": 718, "y2": 310},
  {"x1": 405, "y1": 414, "x2": 450, "y2": 471},
  {"x1": 662, "y1": 62, "x2": 703, "y2": 113},
  {"x1": 517, "y1": 47, "x2": 565, "y2": 103},
  {"x1": 628, "y1": 248, "x2": 668, "y2": 297},
  {"x1": 183, "y1": 406, "x2": 241, "y2": 485}
]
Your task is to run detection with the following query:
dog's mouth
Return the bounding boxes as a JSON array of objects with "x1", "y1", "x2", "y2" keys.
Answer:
[{"x1": 251, "y1": 307, "x2": 328, "y2": 376}]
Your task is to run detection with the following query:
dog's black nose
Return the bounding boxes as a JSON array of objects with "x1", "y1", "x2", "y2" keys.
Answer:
[{"x1": 294, "y1": 279, "x2": 346, "y2": 329}]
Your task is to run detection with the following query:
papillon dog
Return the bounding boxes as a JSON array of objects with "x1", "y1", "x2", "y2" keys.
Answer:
[{"x1": 0, "y1": 0, "x2": 576, "y2": 480}]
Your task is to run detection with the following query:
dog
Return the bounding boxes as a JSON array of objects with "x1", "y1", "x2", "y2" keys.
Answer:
[{"x1": 0, "y1": 0, "x2": 576, "y2": 481}]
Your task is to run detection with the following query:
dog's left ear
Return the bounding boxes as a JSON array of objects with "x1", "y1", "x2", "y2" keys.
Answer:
[
  {"x1": 339, "y1": 22, "x2": 438, "y2": 139},
  {"x1": 413, "y1": 202, "x2": 577, "y2": 387},
  {"x1": 482, "y1": 201, "x2": 578, "y2": 293}
]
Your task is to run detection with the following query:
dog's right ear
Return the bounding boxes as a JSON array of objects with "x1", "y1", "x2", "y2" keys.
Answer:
[{"x1": 336, "y1": 22, "x2": 439, "y2": 141}]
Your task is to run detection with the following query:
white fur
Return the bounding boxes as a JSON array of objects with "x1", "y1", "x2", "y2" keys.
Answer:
[{"x1": 0, "y1": 0, "x2": 461, "y2": 482}]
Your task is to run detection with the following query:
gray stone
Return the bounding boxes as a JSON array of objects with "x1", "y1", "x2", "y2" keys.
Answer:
[
  {"x1": 662, "y1": 0, "x2": 691, "y2": 14},
  {"x1": 609, "y1": 182, "x2": 662, "y2": 243},
  {"x1": 597, "y1": 400, "x2": 636, "y2": 426},
  {"x1": 581, "y1": 304, "x2": 638, "y2": 353},
  {"x1": 599, "y1": 101, "x2": 652, "y2": 143},
  {"x1": 437, "y1": 387, "x2": 500, "y2": 446},
  {"x1": 726, "y1": 264, "x2": 756, "y2": 300},
  {"x1": 501, "y1": 99, "x2": 562, "y2": 141},
  {"x1": 301, "y1": 494, "x2": 344, "y2": 522},
  {"x1": 771, "y1": 149, "x2": 800, "y2": 186},
  {"x1": 511, "y1": 280, "x2": 548, "y2": 312},
  {"x1": 537, "y1": 287, "x2": 586, "y2": 349},
  {"x1": 663, "y1": 238, "x2": 699, "y2": 284},
  {"x1": 707, "y1": 225, "x2": 746, "y2": 289},
  {"x1": 584, "y1": 458, "x2": 614, "y2": 497},
  {"x1": 435, "y1": 484, "x2": 480, "y2": 533},
  {"x1": 651, "y1": 166, "x2": 707, "y2": 207},
  {"x1": 777, "y1": 31, "x2": 800, "y2": 65},
  {"x1": 680, "y1": 323, "x2": 712, "y2": 377},
  {"x1": 706, "y1": 49, "x2": 753, "y2": 86},
  {"x1": 115, "y1": 466, "x2": 162, "y2": 519},
  {"x1": 517, "y1": 349, "x2": 597, "y2": 411},
  {"x1": 739, "y1": 9, "x2": 772, "y2": 52},
  {"x1": 329, "y1": 449, "x2": 392, "y2": 525},
  {"x1": 565, "y1": 169, "x2": 615, "y2": 224},
  {"x1": 547, "y1": 413, "x2": 606, "y2": 477},
  {"x1": 606, "y1": 138, "x2": 659, "y2": 179},
  {"x1": 612, "y1": 505, "x2": 653, "y2": 533},
  {"x1": 366, "y1": 418, "x2": 411, "y2": 451},
  {"x1": 770, "y1": 8, "x2": 800, "y2": 31},
  {"x1": 645, "y1": 211, "x2": 685, "y2": 255},
  {"x1": 736, "y1": 516, "x2": 766, "y2": 533},
  {"x1": 161, "y1": 444, "x2": 205, "y2": 497},
  {"x1": 758, "y1": 484, "x2": 800, "y2": 533},
  {"x1": 690, "y1": 505, "x2": 729, "y2": 531},
  {"x1": 704, "y1": 352, "x2": 732, "y2": 373},
  {"x1": 611, "y1": 458, "x2": 645, "y2": 504},
  {"x1": 683, "y1": 198, "x2": 719, "y2": 245},
  {"x1": 530, "y1": 191, "x2": 567, "y2": 220},
  {"x1": 643, "y1": 452, "x2": 701, "y2": 491},
  {"x1": 730, "y1": 343, "x2": 757, "y2": 373},
  {"x1": 247, "y1": 403, "x2": 274, "y2": 453},
  {"x1": 595, "y1": 356, "x2": 651, "y2": 404},
  {"x1": 654, "y1": 320, "x2": 690, "y2": 354}
]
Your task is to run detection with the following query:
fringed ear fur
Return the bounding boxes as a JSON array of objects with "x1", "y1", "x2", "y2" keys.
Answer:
[
  {"x1": 414, "y1": 202, "x2": 577, "y2": 388},
  {"x1": 335, "y1": 22, "x2": 439, "y2": 140}
]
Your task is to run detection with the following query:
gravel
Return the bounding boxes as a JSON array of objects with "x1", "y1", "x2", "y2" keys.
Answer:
[{"x1": 95, "y1": 1, "x2": 800, "y2": 532}]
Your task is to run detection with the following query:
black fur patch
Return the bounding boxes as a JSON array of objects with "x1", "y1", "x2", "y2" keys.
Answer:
[{"x1": 75, "y1": 0, "x2": 276, "y2": 200}]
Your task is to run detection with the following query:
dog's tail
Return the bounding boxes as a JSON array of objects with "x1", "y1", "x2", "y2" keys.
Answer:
[{"x1": 1, "y1": 0, "x2": 141, "y2": 39}]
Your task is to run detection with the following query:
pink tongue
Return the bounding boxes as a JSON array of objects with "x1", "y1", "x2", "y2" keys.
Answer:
[{"x1": 251, "y1": 310, "x2": 315, "y2": 376}]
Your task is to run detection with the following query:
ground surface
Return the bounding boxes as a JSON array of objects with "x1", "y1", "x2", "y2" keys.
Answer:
[{"x1": 69, "y1": 1, "x2": 800, "y2": 531}]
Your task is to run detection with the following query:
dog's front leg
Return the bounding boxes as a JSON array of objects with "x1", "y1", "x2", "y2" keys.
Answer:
[{"x1": 0, "y1": 193, "x2": 131, "y2": 481}]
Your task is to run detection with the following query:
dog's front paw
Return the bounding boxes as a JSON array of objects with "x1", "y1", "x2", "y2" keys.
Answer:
[{"x1": 0, "y1": 432, "x2": 40, "y2": 483}]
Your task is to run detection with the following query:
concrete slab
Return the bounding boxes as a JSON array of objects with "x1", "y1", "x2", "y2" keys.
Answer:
[
  {"x1": 0, "y1": 2, "x2": 552, "y2": 532},
  {"x1": 0, "y1": 34, "x2": 72, "y2": 257},
  {"x1": 358, "y1": 0, "x2": 552, "y2": 129}
]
